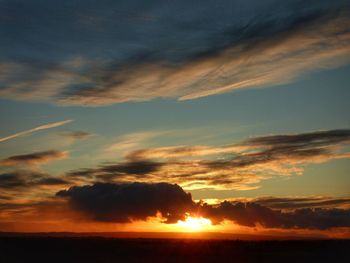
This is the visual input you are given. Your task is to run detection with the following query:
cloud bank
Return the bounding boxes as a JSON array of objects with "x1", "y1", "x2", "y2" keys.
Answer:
[{"x1": 57, "y1": 182, "x2": 350, "y2": 230}]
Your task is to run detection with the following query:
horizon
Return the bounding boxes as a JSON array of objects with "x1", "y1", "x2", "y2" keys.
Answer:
[{"x1": 0, "y1": 230, "x2": 340, "y2": 241}]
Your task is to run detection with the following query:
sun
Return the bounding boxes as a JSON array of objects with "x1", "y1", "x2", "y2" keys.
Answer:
[{"x1": 176, "y1": 216, "x2": 212, "y2": 232}]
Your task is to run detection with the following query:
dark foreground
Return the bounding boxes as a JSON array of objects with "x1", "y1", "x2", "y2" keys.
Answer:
[{"x1": 1, "y1": 236, "x2": 349, "y2": 263}]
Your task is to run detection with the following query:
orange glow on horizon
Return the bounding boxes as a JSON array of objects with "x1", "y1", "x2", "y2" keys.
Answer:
[{"x1": 175, "y1": 215, "x2": 213, "y2": 232}]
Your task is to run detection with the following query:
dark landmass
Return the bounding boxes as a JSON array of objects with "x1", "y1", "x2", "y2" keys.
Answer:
[
  {"x1": 0, "y1": 231, "x2": 329, "y2": 240},
  {"x1": 0, "y1": 233, "x2": 349, "y2": 263}
]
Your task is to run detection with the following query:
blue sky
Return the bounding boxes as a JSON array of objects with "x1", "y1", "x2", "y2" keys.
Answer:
[{"x1": 1, "y1": 62, "x2": 349, "y2": 198}]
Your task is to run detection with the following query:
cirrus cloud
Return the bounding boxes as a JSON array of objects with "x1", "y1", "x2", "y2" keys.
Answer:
[
  {"x1": 0, "y1": 120, "x2": 73, "y2": 143},
  {"x1": 0, "y1": 2, "x2": 349, "y2": 106}
]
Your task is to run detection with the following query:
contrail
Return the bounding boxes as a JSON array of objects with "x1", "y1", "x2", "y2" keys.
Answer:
[{"x1": 0, "y1": 119, "x2": 73, "y2": 143}]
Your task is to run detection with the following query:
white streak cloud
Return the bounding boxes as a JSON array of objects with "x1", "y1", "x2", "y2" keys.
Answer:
[{"x1": 0, "y1": 120, "x2": 73, "y2": 143}]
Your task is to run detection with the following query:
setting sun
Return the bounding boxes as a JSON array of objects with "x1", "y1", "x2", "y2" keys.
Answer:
[{"x1": 176, "y1": 216, "x2": 212, "y2": 232}]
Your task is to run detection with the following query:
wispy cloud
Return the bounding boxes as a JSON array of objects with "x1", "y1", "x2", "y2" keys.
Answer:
[
  {"x1": 0, "y1": 169, "x2": 71, "y2": 207},
  {"x1": 60, "y1": 131, "x2": 93, "y2": 140},
  {"x1": 0, "y1": 2, "x2": 349, "y2": 106},
  {"x1": 202, "y1": 196, "x2": 350, "y2": 210},
  {"x1": 106, "y1": 131, "x2": 169, "y2": 154},
  {"x1": 0, "y1": 120, "x2": 73, "y2": 143},
  {"x1": 65, "y1": 129, "x2": 350, "y2": 190},
  {"x1": 0, "y1": 150, "x2": 68, "y2": 166},
  {"x1": 0, "y1": 170, "x2": 69, "y2": 191},
  {"x1": 252, "y1": 196, "x2": 350, "y2": 210}
]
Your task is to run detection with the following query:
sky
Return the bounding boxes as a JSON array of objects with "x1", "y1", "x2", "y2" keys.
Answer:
[{"x1": 0, "y1": 0, "x2": 350, "y2": 238}]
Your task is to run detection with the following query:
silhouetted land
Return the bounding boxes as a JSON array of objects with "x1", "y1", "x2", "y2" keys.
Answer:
[{"x1": 0, "y1": 234, "x2": 349, "y2": 263}]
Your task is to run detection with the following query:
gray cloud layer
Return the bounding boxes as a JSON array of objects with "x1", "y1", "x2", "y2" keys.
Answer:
[{"x1": 0, "y1": 1, "x2": 349, "y2": 106}]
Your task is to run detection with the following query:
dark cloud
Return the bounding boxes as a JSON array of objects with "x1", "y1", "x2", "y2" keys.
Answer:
[
  {"x1": 56, "y1": 182, "x2": 350, "y2": 229},
  {"x1": 0, "y1": 172, "x2": 35, "y2": 189},
  {"x1": 196, "y1": 129, "x2": 350, "y2": 185},
  {"x1": 60, "y1": 131, "x2": 93, "y2": 140},
  {"x1": 254, "y1": 197, "x2": 350, "y2": 210},
  {"x1": 244, "y1": 129, "x2": 350, "y2": 148},
  {"x1": 36, "y1": 177, "x2": 69, "y2": 186},
  {"x1": 0, "y1": 171, "x2": 69, "y2": 190},
  {"x1": 0, "y1": 150, "x2": 67, "y2": 166},
  {"x1": 0, "y1": 1, "x2": 349, "y2": 105},
  {"x1": 100, "y1": 161, "x2": 163, "y2": 175},
  {"x1": 206, "y1": 129, "x2": 350, "y2": 168},
  {"x1": 66, "y1": 160, "x2": 163, "y2": 182},
  {"x1": 200, "y1": 201, "x2": 350, "y2": 230},
  {"x1": 65, "y1": 129, "x2": 350, "y2": 190},
  {"x1": 0, "y1": 194, "x2": 12, "y2": 200},
  {"x1": 56, "y1": 182, "x2": 194, "y2": 223}
]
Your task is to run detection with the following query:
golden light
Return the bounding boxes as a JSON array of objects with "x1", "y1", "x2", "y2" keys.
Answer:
[{"x1": 176, "y1": 216, "x2": 212, "y2": 232}]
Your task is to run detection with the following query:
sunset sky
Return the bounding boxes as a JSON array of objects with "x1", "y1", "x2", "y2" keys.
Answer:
[{"x1": 0, "y1": 0, "x2": 350, "y2": 238}]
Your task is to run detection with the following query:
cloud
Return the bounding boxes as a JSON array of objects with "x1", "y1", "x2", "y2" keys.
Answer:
[
  {"x1": 106, "y1": 131, "x2": 169, "y2": 154},
  {"x1": 56, "y1": 182, "x2": 194, "y2": 223},
  {"x1": 60, "y1": 131, "x2": 93, "y2": 140},
  {"x1": 0, "y1": 120, "x2": 73, "y2": 143},
  {"x1": 253, "y1": 197, "x2": 350, "y2": 210},
  {"x1": 243, "y1": 129, "x2": 350, "y2": 147},
  {"x1": 65, "y1": 129, "x2": 350, "y2": 190},
  {"x1": 56, "y1": 182, "x2": 350, "y2": 230},
  {"x1": 0, "y1": 2, "x2": 349, "y2": 106},
  {"x1": 1, "y1": 180, "x2": 349, "y2": 231},
  {"x1": 67, "y1": 160, "x2": 163, "y2": 182},
  {"x1": 0, "y1": 150, "x2": 68, "y2": 166},
  {"x1": 199, "y1": 201, "x2": 350, "y2": 230},
  {"x1": 127, "y1": 144, "x2": 245, "y2": 160},
  {"x1": 176, "y1": 13, "x2": 350, "y2": 101},
  {"x1": 129, "y1": 129, "x2": 350, "y2": 161},
  {"x1": 0, "y1": 170, "x2": 69, "y2": 190}
]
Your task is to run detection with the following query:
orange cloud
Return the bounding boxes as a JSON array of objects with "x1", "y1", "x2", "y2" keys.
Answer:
[{"x1": 66, "y1": 129, "x2": 350, "y2": 190}]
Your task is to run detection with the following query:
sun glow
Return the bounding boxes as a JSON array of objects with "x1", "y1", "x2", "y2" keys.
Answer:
[{"x1": 176, "y1": 216, "x2": 212, "y2": 232}]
